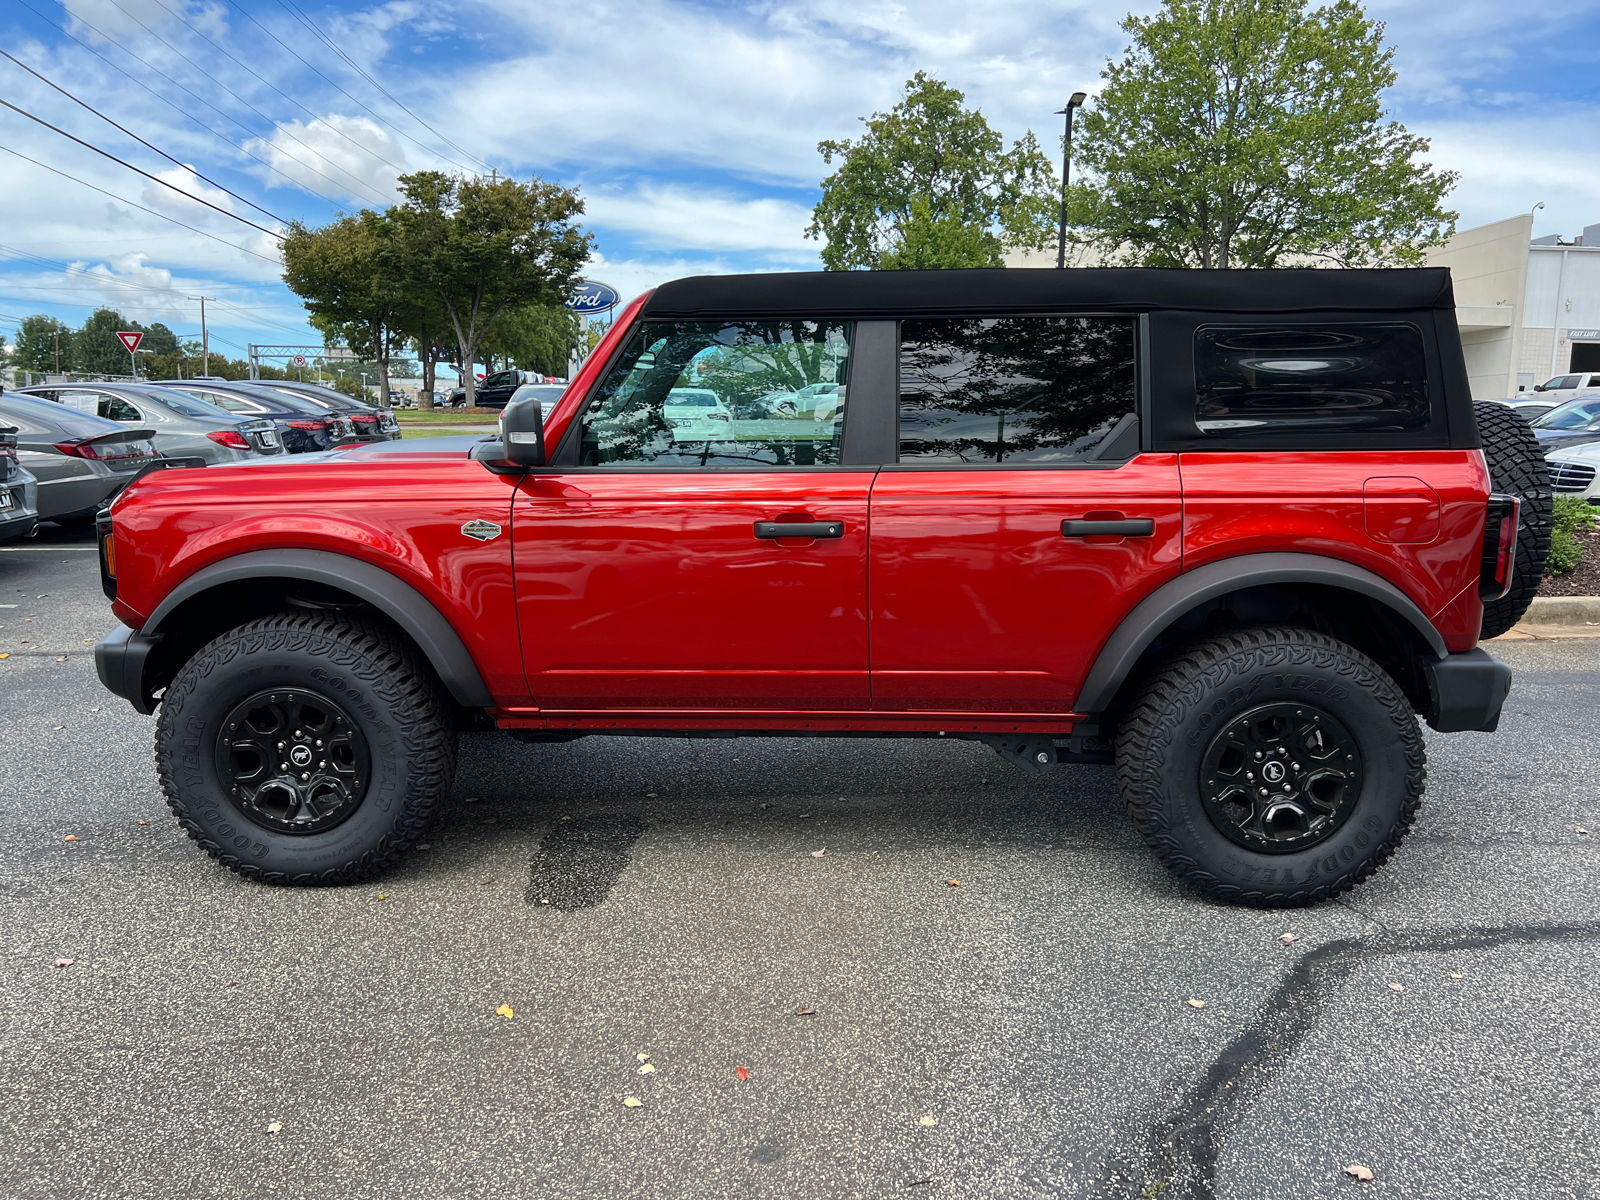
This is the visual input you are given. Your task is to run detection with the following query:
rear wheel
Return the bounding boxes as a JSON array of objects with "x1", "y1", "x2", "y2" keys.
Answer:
[
  {"x1": 154, "y1": 613, "x2": 457, "y2": 885},
  {"x1": 1475, "y1": 399, "x2": 1552, "y2": 639},
  {"x1": 1116, "y1": 627, "x2": 1425, "y2": 907}
]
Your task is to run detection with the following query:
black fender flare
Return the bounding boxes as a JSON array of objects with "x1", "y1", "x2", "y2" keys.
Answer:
[
  {"x1": 1073, "y1": 552, "x2": 1449, "y2": 714},
  {"x1": 142, "y1": 548, "x2": 493, "y2": 708}
]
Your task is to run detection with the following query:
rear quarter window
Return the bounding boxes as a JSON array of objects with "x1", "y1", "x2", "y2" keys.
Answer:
[{"x1": 1195, "y1": 323, "x2": 1429, "y2": 437}]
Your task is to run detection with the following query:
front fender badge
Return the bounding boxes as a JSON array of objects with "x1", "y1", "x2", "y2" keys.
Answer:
[{"x1": 461, "y1": 519, "x2": 502, "y2": 542}]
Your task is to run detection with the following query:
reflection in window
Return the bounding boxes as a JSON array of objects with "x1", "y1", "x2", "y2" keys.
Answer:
[
  {"x1": 898, "y1": 317, "x2": 1136, "y2": 465},
  {"x1": 1195, "y1": 324, "x2": 1429, "y2": 436},
  {"x1": 580, "y1": 321, "x2": 852, "y2": 467}
]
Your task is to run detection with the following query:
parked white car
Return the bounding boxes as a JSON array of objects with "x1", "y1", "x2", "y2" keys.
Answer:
[
  {"x1": 663, "y1": 388, "x2": 731, "y2": 426},
  {"x1": 1544, "y1": 440, "x2": 1600, "y2": 502},
  {"x1": 1521, "y1": 371, "x2": 1600, "y2": 404}
]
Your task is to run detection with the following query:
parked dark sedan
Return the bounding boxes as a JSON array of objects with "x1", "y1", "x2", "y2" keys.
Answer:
[
  {"x1": 0, "y1": 392, "x2": 161, "y2": 523},
  {"x1": 256, "y1": 381, "x2": 400, "y2": 442},
  {"x1": 18, "y1": 382, "x2": 283, "y2": 462},
  {"x1": 1529, "y1": 396, "x2": 1600, "y2": 453},
  {"x1": 148, "y1": 381, "x2": 356, "y2": 453}
]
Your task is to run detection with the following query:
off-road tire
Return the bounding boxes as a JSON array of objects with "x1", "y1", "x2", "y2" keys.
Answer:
[
  {"x1": 1475, "y1": 399, "x2": 1552, "y2": 640},
  {"x1": 1116, "y1": 627, "x2": 1425, "y2": 907},
  {"x1": 154, "y1": 612, "x2": 457, "y2": 885}
]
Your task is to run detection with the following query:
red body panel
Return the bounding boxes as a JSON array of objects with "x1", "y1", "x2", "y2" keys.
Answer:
[
  {"x1": 866, "y1": 455, "x2": 1184, "y2": 711},
  {"x1": 108, "y1": 448, "x2": 530, "y2": 704},
  {"x1": 513, "y1": 472, "x2": 873, "y2": 710},
  {"x1": 1179, "y1": 451, "x2": 1491, "y2": 652}
]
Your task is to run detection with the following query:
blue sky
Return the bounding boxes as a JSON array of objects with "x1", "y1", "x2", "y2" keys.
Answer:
[{"x1": 1, "y1": 0, "x2": 1598, "y2": 376}]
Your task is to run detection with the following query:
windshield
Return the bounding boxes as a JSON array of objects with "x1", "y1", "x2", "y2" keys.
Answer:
[{"x1": 1531, "y1": 399, "x2": 1600, "y2": 430}]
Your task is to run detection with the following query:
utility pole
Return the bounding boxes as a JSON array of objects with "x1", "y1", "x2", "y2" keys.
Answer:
[
  {"x1": 54, "y1": 328, "x2": 60, "y2": 374},
  {"x1": 1054, "y1": 92, "x2": 1087, "y2": 269},
  {"x1": 188, "y1": 296, "x2": 214, "y2": 375}
]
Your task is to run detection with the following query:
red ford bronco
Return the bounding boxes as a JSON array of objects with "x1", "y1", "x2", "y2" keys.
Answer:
[{"x1": 93, "y1": 268, "x2": 1548, "y2": 906}]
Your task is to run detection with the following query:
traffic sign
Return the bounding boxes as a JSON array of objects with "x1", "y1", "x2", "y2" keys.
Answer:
[
  {"x1": 568, "y1": 280, "x2": 620, "y2": 314},
  {"x1": 292, "y1": 354, "x2": 308, "y2": 367},
  {"x1": 116, "y1": 331, "x2": 143, "y2": 353}
]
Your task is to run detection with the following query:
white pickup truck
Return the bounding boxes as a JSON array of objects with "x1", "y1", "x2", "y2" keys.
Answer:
[{"x1": 1521, "y1": 371, "x2": 1600, "y2": 403}]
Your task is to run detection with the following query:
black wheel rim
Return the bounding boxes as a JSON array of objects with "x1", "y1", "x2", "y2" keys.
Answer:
[
  {"x1": 216, "y1": 688, "x2": 370, "y2": 835},
  {"x1": 1200, "y1": 702, "x2": 1363, "y2": 855}
]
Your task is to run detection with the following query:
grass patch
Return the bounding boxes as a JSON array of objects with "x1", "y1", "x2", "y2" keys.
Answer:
[
  {"x1": 1547, "y1": 495, "x2": 1598, "y2": 575},
  {"x1": 393, "y1": 409, "x2": 501, "y2": 424},
  {"x1": 400, "y1": 426, "x2": 495, "y2": 439}
]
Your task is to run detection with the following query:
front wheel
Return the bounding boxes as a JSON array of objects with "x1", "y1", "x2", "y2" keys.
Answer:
[
  {"x1": 154, "y1": 613, "x2": 457, "y2": 885},
  {"x1": 1116, "y1": 627, "x2": 1425, "y2": 907}
]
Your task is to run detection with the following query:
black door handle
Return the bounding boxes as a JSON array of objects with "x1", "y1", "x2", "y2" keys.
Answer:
[
  {"x1": 754, "y1": 520, "x2": 844, "y2": 539},
  {"x1": 1061, "y1": 518, "x2": 1155, "y2": 537}
]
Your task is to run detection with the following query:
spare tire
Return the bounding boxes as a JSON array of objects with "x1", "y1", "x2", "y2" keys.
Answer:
[{"x1": 1475, "y1": 400, "x2": 1552, "y2": 640}]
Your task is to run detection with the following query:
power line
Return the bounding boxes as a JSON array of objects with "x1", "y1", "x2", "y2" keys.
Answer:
[
  {"x1": 0, "y1": 242, "x2": 280, "y2": 292},
  {"x1": 95, "y1": 0, "x2": 396, "y2": 206},
  {"x1": 0, "y1": 141, "x2": 282, "y2": 264},
  {"x1": 274, "y1": 0, "x2": 493, "y2": 174},
  {"x1": 145, "y1": 0, "x2": 411, "y2": 178},
  {"x1": 0, "y1": 97, "x2": 286, "y2": 240},
  {"x1": 224, "y1": 0, "x2": 476, "y2": 176},
  {"x1": 0, "y1": 48, "x2": 288, "y2": 224},
  {"x1": 15, "y1": 0, "x2": 355, "y2": 210}
]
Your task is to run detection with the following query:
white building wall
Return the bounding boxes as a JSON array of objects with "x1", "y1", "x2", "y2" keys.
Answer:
[{"x1": 1424, "y1": 214, "x2": 1533, "y2": 399}]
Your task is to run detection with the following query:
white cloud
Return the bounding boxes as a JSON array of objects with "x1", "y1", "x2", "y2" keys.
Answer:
[
  {"x1": 244, "y1": 114, "x2": 405, "y2": 206},
  {"x1": 582, "y1": 185, "x2": 817, "y2": 257}
]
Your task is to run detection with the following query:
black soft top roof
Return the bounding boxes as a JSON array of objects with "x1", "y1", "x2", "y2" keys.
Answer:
[{"x1": 642, "y1": 266, "x2": 1455, "y2": 320}]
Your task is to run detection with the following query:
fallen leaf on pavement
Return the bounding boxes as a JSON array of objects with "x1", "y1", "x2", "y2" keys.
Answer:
[
  {"x1": 795, "y1": 1007, "x2": 818, "y2": 1017},
  {"x1": 736, "y1": 1066, "x2": 749, "y2": 1082},
  {"x1": 623, "y1": 1096, "x2": 642, "y2": 1108},
  {"x1": 637, "y1": 1053, "x2": 649, "y2": 1063},
  {"x1": 638, "y1": 1063, "x2": 656, "y2": 1074},
  {"x1": 266, "y1": 1122, "x2": 282, "y2": 1135},
  {"x1": 1578, "y1": 827, "x2": 1591, "y2": 835},
  {"x1": 0, "y1": 654, "x2": 9, "y2": 659},
  {"x1": 377, "y1": 893, "x2": 389, "y2": 900},
  {"x1": 762, "y1": 803, "x2": 773, "y2": 809},
  {"x1": 810, "y1": 849, "x2": 826, "y2": 858},
  {"x1": 1387, "y1": 982, "x2": 1404, "y2": 992},
  {"x1": 137, "y1": 820, "x2": 149, "y2": 826},
  {"x1": 463, "y1": 796, "x2": 480, "y2": 803},
  {"x1": 54, "y1": 958, "x2": 73, "y2": 968},
  {"x1": 1344, "y1": 1164, "x2": 1374, "y2": 1182},
  {"x1": 496, "y1": 1004, "x2": 514, "y2": 1019},
  {"x1": 1279, "y1": 932, "x2": 1299, "y2": 945},
  {"x1": 1450, "y1": 972, "x2": 1464, "y2": 979},
  {"x1": 416, "y1": 843, "x2": 431, "y2": 851},
  {"x1": 920, "y1": 1115, "x2": 937, "y2": 1126},
  {"x1": 1187, "y1": 998, "x2": 1206, "y2": 1009},
  {"x1": 946, "y1": 879, "x2": 961, "y2": 887},
  {"x1": 63, "y1": 835, "x2": 80, "y2": 843},
  {"x1": 55, "y1": 656, "x2": 66, "y2": 662},
  {"x1": 646, "y1": 792, "x2": 658, "y2": 798},
  {"x1": 479, "y1": 878, "x2": 495, "y2": 886},
  {"x1": 52, "y1": 725, "x2": 64, "y2": 731},
  {"x1": 89, "y1": 707, "x2": 100, "y2": 712}
]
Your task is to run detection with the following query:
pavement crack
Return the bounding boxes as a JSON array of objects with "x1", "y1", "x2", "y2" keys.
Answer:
[{"x1": 1123, "y1": 920, "x2": 1600, "y2": 1200}]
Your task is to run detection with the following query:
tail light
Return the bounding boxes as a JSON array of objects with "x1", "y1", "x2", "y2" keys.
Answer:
[
  {"x1": 206, "y1": 429, "x2": 252, "y2": 449},
  {"x1": 286, "y1": 420, "x2": 330, "y2": 431},
  {"x1": 55, "y1": 436, "x2": 157, "y2": 461},
  {"x1": 1479, "y1": 494, "x2": 1521, "y2": 601},
  {"x1": 351, "y1": 414, "x2": 378, "y2": 425}
]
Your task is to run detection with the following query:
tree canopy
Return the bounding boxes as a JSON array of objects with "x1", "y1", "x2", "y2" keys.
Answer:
[
  {"x1": 1072, "y1": 0, "x2": 1457, "y2": 268},
  {"x1": 806, "y1": 73, "x2": 1059, "y2": 270}
]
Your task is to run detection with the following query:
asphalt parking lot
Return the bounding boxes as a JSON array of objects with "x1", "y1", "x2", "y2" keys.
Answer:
[{"x1": 2, "y1": 525, "x2": 1597, "y2": 1200}]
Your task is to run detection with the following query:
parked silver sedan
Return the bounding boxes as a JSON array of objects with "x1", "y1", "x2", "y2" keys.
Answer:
[
  {"x1": 0, "y1": 392, "x2": 161, "y2": 525},
  {"x1": 18, "y1": 383, "x2": 283, "y2": 462},
  {"x1": 0, "y1": 422, "x2": 40, "y2": 544}
]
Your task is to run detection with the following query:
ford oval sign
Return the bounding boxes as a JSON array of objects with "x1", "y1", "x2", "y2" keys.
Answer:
[{"x1": 567, "y1": 280, "x2": 621, "y2": 314}]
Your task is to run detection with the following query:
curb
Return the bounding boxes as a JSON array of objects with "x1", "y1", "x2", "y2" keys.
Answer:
[{"x1": 1521, "y1": 596, "x2": 1600, "y2": 626}]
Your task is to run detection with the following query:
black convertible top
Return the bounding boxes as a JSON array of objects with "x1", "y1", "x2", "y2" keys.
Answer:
[{"x1": 642, "y1": 266, "x2": 1455, "y2": 319}]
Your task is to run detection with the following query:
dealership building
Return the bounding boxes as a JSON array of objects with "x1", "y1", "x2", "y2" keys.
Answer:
[{"x1": 1425, "y1": 213, "x2": 1600, "y2": 400}]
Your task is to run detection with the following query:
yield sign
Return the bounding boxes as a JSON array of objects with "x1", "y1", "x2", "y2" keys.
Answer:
[{"x1": 116, "y1": 331, "x2": 143, "y2": 353}]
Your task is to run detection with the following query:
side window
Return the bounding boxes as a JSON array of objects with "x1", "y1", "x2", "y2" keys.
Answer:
[
  {"x1": 1195, "y1": 324, "x2": 1429, "y2": 436},
  {"x1": 101, "y1": 396, "x2": 142, "y2": 422},
  {"x1": 898, "y1": 316, "x2": 1136, "y2": 465},
  {"x1": 57, "y1": 391, "x2": 102, "y2": 416},
  {"x1": 578, "y1": 321, "x2": 853, "y2": 467}
]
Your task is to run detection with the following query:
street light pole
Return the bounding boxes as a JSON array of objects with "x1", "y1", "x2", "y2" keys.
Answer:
[{"x1": 1055, "y1": 91, "x2": 1088, "y2": 269}]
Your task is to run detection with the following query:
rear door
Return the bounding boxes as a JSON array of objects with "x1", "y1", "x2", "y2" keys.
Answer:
[
  {"x1": 868, "y1": 315, "x2": 1183, "y2": 713},
  {"x1": 514, "y1": 318, "x2": 873, "y2": 715}
]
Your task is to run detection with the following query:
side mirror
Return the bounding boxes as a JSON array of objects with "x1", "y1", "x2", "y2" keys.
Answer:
[{"x1": 501, "y1": 394, "x2": 546, "y2": 467}]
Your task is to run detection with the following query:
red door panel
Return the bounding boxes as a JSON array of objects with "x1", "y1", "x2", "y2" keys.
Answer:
[
  {"x1": 514, "y1": 472, "x2": 873, "y2": 710},
  {"x1": 1181, "y1": 451, "x2": 1490, "y2": 650},
  {"x1": 868, "y1": 454, "x2": 1184, "y2": 711}
]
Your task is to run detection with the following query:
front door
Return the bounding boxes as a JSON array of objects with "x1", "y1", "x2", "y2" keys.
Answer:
[
  {"x1": 868, "y1": 314, "x2": 1183, "y2": 713},
  {"x1": 514, "y1": 317, "x2": 871, "y2": 714}
]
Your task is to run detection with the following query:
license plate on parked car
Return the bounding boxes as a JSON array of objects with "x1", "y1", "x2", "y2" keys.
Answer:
[
  {"x1": 0, "y1": 490, "x2": 11, "y2": 510},
  {"x1": 261, "y1": 431, "x2": 279, "y2": 447}
]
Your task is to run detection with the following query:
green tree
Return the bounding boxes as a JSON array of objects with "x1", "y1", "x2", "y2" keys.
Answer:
[
  {"x1": 483, "y1": 302, "x2": 580, "y2": 377},
  {"x1": 392, "y1": 171, "x2": 591, "y2": 406},
  {"x1": 11, "y1": 315, "x2": 71, "y2": 372},
  {"x1": 282, "y1": 210, "x2": 409, "y2": 408},
  {"x1": 806, "y1": 72, "x2": 1058, "y2": 271},
  {"x1": 1073, "y1": 0, "x2": 1457, "y2": 268}
]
